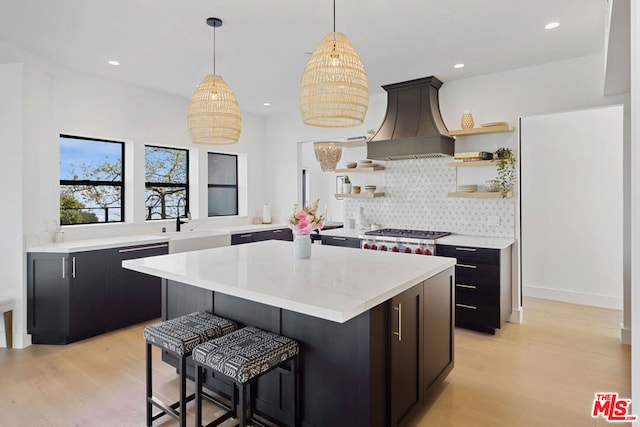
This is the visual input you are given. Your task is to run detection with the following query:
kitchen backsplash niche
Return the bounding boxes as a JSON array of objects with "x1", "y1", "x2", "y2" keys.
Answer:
[{"x1": 344, "y1": 158, "x2": 514, "y2": 238}]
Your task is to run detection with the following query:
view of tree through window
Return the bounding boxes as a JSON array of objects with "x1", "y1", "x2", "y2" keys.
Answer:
[
  {"x1": 145, "y1": 146, "x2": 189, "y2": 220},
  {"x1": 59, "y1": 135, "x2": 124, "y2": 225},
  {"x1": 208, "y1": 153, "x2": 238, "y2": 217}
]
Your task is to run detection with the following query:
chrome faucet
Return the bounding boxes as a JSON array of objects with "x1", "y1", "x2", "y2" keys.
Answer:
[{"x1": 176, "y1": 198, "x2": 190, "y2": 232}]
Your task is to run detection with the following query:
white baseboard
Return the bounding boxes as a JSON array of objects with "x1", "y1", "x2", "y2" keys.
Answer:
[
  {"x1": 522, "y1": 285, "x2": 623, "y2": 310},
  {"x1": 620, "y1": 325, "x2": 631, "y2": 345},
  {"x1": 508, "y1": 306, "x2": 523, "y2": 324}
]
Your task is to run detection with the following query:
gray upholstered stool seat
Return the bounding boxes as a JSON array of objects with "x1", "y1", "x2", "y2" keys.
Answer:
[
  {"x1": 193, "y1": 326, "x2": 300, "y2": 427},
  {"x1": 144, "y1": 311, "x2": 237, "y2": 427}
]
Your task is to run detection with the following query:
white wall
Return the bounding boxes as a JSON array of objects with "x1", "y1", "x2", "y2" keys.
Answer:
[
  {"x1": 520, "y1": 106, "x2": 624, "y2": 309},
  {"x1": 0, "y1": 64, "x2": 23, "y2": 347},
  {"x1": 0, "y1": 43, "x2": 269, "y2": 347}
]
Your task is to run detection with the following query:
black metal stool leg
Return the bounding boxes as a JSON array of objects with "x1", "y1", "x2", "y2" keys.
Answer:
[
  {"x1": 238, "y1": 382, "x2": 248, "y2": 427},
  {"x1": 195, "y1": 364, "x2": 203, "y2": 427},
  {"x1": 292, "y1": 355, "x2": 299, "y2": 427},
  {"x1": 179, "y1": 354, "x2": 187, "y2": 426},
  {"x1": 146, "y1": 341, "x2": 153, "y2": 427}
]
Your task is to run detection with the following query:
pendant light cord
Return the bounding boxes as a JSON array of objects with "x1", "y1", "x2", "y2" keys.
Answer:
[
  {"x1": 212, "y1": 23, "x2": 216, "y2": 75},
  {"x1": 333, "y1": 0, "x2": 336, "y2": 33}
]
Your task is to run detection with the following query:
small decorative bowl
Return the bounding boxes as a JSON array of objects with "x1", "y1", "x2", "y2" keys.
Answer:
[
  {"x1": 365, "y1": 186, "x2": 376, "y2": 194},
  {"x1": 352, "y1": 186, "x2": 361, "y2": 194},
  {"x1": 346, "y1": 162, "x2": 357, "y2": 168}
]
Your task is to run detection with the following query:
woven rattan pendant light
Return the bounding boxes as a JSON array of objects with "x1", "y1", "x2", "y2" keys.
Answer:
[
  {"x1": 313, "y1": 141, "x2": 343, "y2": 171},
  {"x1": 299, "y1": 0, "x2": 369, "y2": 128},
  {"x1": 188, "y1": 17, "x2": 242, "y2": 145}
]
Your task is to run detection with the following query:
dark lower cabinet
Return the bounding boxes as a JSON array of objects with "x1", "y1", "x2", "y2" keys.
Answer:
[
  {"x1": 161, "y1": 268, "x2": 455, "y2": 427},
  {"x1": 390, "y1": 283, "x2": 423, "y2": 426},
  {"x1": 436, "y1": 244, "x2": 512, "y2": 334},
  {"x1": 28, "y1": 250, "x2": 110, "y2": 344},
  {"x1": 320, "y1": 235, "x2": 361, "y2": 248},
  {"x1": 27, "y1": 242, "x2": 168, "y2": 344},
  {"x1": 110, "y1": 243, "x2": 169, "y2": 330},
  {"x1": 231, "y1": 228, "x2": 293, "y2": 245}
]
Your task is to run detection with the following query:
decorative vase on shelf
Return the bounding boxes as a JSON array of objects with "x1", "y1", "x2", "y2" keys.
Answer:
[
  {"x1": 461, "y1": 110, "x2": 474, "y2": 129},
  {"x1": 356, "y1": 206, "x2": 369, "y2": 231},
  {"x1": 294, "y1": 234, "x2": 312, "y2": 259}
]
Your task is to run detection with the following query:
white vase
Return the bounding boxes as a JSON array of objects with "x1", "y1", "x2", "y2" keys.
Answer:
[
  {"x1": 343, "y1": 183, "x2": 352, "y2": 194},
  {"x1": 294, "y1": 234, "x2": 312, "y2": 259}
]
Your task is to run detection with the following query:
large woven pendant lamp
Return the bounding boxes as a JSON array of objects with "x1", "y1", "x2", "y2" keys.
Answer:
[
  {"x1": 299, "y1": 0, "x2": 369, "y2": 128},
  {"x1": 188, "y1": 17, "x2": 242, "y2": 145}
]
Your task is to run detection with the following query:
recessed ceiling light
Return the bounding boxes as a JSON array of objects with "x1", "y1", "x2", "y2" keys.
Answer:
[
  {"x1": 263, "y1": 102, "x2": 271, "y2": 107},
  {"x1": 544, "y1": 22, "x2": 560, "y2": 30},
  {"x1": 454, "y1": 63, "x2": 465, "y2": 69},
  {"x1": 108, "y1": 60, "x2": 120, "y2": 66}
]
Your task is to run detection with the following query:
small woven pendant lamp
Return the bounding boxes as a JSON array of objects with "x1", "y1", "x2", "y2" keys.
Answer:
[
  {"x1": 299, "y1": 1, "x2": 369, "y2": 128},
  {"x1": 188, "y1": 18, "x2": 242, "y2": 145},
  {"x1": 313, "y1": 141, "x2": 343, "y2": 172}
]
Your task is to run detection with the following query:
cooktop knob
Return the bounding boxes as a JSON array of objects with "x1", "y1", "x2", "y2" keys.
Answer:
[
  {"x1": 391, "y1": 246, "x2": 399, "y2": 252},
  {"x1": 371, "y1": 244, "x2": 377, "y2": 250},
  {"x1": 424, "y1": 248, "x2": 432, "y2": 255},
  {"x1": 415, "y1": 247, "x2": 423, "y2": 254},
  {"x1": 404, "y1": 247, "x2": 412, "y2": 253},
  {"x1": 380, "y1": 245, "x2": 387, "y2": 251},
  {"x1": 363, "y1": 243, "x2": 370, "y2": 249}
]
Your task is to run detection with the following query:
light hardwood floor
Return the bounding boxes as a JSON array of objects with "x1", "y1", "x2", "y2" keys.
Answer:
[{"x1": 0, "y1": 297, "x2": 630, "y2": 427}]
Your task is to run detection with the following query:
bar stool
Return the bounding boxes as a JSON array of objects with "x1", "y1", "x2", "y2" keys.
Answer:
[
  {"x1": 193, "y1": 326, "x2": 299, "y2": 427},
  {"x1": 143, "y1": 311, "x2": 237, "y2": 427},
  {"x1": 0, "y1": 297, "x2": 14, "y2": 349}
]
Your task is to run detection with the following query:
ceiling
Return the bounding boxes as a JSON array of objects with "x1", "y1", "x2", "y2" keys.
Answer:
[{"x1": 0, "y1": 0, "x2": 610, "y2": 116}]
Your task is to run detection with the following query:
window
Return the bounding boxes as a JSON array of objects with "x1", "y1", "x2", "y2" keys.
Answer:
[
  {"x1": 59, "y1": 135, "x2": 124, "y2": 225},
  {"x1": 208, "y1": 153, "x2": 238, "y2": 216},
  {"x1": 145, "y1": 145, "x2": 189, "y2": 220}
]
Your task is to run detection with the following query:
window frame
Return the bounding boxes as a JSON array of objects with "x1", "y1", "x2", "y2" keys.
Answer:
[
  {"x1": 59, "y1": 134, "x2": 125, "y2": 225},
  {"x1": 207, "y1": 152, "x2": 239, "y2": 217},
  {"x1": 144, "y1": 144, "x2": 190, "y2": 221}
]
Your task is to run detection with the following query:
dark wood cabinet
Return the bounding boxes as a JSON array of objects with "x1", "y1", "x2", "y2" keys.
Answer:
[
  {"x1": 436, "y1": 244, "x2": 511, "y2": 334},
  {"x1": 27, "y1": 242, "x2": 168, "y2": 344},
  {"x1": 390, "y1": 283, "x2": 423, "y2": 426},
  {"x1": 320, "y1": 235, "x2": 361, "y2": 248},
  {"x1": 231, "y1": 228, "x2": 293, "y2": 245},
  {"x1": 161, "y1": 268, "x2": 455, "y2": 427},
  {"x1": 69, "y1": 250, "x2": 110, "y2": 340},
  {"x1": 28, "y1": 250, "x2": 110, "y2": 344},
  {"x1": 110, "y1": 243, "x2": 169, "y2": 330}
]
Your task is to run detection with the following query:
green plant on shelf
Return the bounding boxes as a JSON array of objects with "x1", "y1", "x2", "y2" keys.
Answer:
[
  {"x1": 495, "y1": 147, "x2": 516, "y2": 197},
  {"x1": 343, "y1": 175, "x2": 351, "y2": 184}
]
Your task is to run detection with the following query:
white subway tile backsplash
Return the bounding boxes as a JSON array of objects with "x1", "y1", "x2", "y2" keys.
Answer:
[{"x1": 345, "y1": 158, "x2": 514, "y2": 237}]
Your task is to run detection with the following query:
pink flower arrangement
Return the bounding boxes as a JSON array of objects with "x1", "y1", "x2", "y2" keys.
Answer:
[{"x1": 287, "y1": 199, "x2": 325, "y2": 236}]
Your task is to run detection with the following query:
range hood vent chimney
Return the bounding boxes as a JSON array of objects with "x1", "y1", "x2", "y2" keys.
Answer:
[{"x1": 367, "y1": 76, "x2": 454, "y2": 161}]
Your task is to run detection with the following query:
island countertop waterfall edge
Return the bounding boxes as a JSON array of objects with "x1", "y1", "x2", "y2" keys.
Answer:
[{"x1": 123, "y1": 239, "x2": 457, "y2": 427}]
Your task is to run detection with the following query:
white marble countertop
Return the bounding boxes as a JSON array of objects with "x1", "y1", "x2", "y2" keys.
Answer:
[
  {"x1": 436, "y1": 234, "x2": 514, "y2": 250},
  {"x1": 26, "y1": 234, "x2": 172, "y2": 253},
  {"x1": 123, "y1": 240, "x2": 455, "y2": 323},
  {"x1": 319, "y1": 229, "x2": 514, "y2": 250},
  {"x1": 26, "y1": 223, "x2": 290, "y2": 253}
]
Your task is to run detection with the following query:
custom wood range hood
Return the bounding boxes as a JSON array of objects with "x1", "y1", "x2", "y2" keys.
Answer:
[{"x1": 367, "y1": 76, "x2": 454, "y2": 160}]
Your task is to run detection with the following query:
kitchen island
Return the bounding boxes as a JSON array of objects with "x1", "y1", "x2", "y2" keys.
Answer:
[{"x1": 123, "y1": 240, "x2": 455, "y2": 427}]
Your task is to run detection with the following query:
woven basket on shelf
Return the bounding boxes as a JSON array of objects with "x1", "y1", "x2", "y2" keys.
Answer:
[
  {"x1": 188, "y1": 74, "x2": 242, "y2": 145},
  {"x1": 299, "y1": 32, "x2": 369, "y2": 128}
]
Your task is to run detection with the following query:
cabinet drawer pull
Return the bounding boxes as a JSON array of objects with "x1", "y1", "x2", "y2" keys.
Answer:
[
  {"x1": 62, "y1": 257, "x2": 66, "y2": 279},
  {"x1": 457, "y1": 263, "x2": 477, "y2": 269},
  {"x1": 393, "y1": 303, "x2": 402, "y2": 342},
  {"x1": 272, "y1": 230, "x2": 283, "y2": 233},
  {"x1": 455, "y1": 247, "x2": 477, "y2": 252},
  {"x1": 332, "y1": 237, "x2": 347, "y2": 241},
  {"x1": 240, "y1": 234, "x2": 253, "y2": 238},
  {"x1": 456, "y1": 284, "x2": 477, "y2": 289},
  {"x1": 118, "y1": 243, "x2": 169, "y2": 253},
  {"x1": 72, "y1": 256, "x2": 76, "y2": 279},
  {"x1": 456, "y1": 303, "x2": 477, "y2": 310}
]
